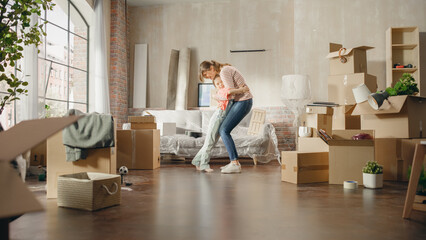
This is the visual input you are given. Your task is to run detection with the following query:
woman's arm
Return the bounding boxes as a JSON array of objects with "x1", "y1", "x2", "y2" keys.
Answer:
[{"x1": 228, "y1": 86, "x2": 249, "y2": 96}]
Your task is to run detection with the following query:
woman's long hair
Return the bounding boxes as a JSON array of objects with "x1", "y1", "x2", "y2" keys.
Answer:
[{"x1": 198, "y1": 60, "x2": 231, "y2": 82}]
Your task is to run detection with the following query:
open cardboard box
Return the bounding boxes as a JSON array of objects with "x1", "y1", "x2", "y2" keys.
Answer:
[
  {"x1": 326, "y1": 43, "x2": 374, "y2": 75},
  {"x1": 0, "y1": 116, "x2": 80, "y2": 237},
  {"x1": 352, "y1": 95, "x2": 426, "y2": 138},
  {"x1": 326, "y1": 130, "x2": 375, "y2": 185}
]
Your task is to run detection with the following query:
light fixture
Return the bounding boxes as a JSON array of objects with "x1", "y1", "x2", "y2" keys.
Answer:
[
  {"x1": 368, "y1": 91, "x2": 389, "y2": 110},
  {"x1": 281, "y1": 74, "x2": 311, "y2": 127},
  {"x1": 352, "y1": 84, "x2": 371, "y2": 104}
]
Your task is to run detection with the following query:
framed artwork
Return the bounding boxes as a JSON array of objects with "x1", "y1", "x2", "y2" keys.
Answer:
[{"x1": 198, "y1": 83, "x2": 215, "y2": 107}]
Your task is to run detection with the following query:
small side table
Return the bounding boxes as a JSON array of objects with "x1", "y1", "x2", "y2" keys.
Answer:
[{"x1": 402, "y1": 141, "x2": 426, "y2": 219}]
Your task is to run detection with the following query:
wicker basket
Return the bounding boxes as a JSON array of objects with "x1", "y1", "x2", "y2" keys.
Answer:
[{"x1": 57, "y1": 172, "x2": 121, "y2": 211}]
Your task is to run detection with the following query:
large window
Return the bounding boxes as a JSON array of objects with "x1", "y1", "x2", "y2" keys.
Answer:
[{"x1": 38, "y1": 0, "x2": 89, "y2": 117}]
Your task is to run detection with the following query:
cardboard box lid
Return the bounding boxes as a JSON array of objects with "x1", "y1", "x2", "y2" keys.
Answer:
[
  {"x1": 332, "y1": 104, "x2": 357, "y2": 115},
  {"x1": 0, "y1": 116, "x2": 81, "y2": 161},
  {"x1": 0, "y1": 116, "x2": 80, "y2": 218},
  {"x1": 351, "y1": 95, "x2": 425, "y2": 116},
  {"x1": 326, "y1": 45, "x2": 374, "y2": 59},
  {"x1": 0, "y1": 162, "x2": 44, "y2": 218}
]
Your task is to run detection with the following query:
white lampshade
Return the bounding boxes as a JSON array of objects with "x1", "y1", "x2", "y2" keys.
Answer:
[
  {"x1": 281, "y1": 74, "x2": 311, "y2": 111},
  {"x1": 352, "y1": 84, "x2": 371, "y2": 104}
]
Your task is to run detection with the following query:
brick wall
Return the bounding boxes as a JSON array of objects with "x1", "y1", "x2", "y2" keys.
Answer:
[
  {"x1": 110, "y1": 0, "x2": 128, "y2": 128},
  {"x1": 261, "y1": 106, "x2": 296, "y2": 152}
]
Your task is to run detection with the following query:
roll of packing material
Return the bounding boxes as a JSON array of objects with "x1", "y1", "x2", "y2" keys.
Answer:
[
  {"x1": 352, "y1": 84, "x2": 371, "y2": 103},
  {"x1": 343, "y1": 180, "x2": 358, "y2": 189}
]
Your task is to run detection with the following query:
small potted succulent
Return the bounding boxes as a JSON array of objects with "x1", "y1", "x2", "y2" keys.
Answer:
[{"x1": 362, "y1": 161, "x2": 383, "y2": 188}]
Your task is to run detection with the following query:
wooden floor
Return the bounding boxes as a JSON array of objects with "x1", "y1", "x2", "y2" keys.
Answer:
[{"x1": 10, "y1": 160, "x2": 426, "y2": 240}]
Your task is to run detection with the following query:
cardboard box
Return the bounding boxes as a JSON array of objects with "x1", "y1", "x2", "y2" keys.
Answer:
[
  {"x1": 47, "y1": 131, "x2": 117, "y2": 199},
  {"x1": 305, "y1": 106, "x2": 334, "y2": 115},
  {"x1": 326, "y1": 43, "x2": 374, "y2": 75},
  {"x1": 328, "y1": 130, "x2": 375, "y2": 185},
  {"x1": 375, "y1": 138, "x2": 426, "y2": 181},
  {"x1": 328, "y1": 73, "x2": 377, "y2": 105},
  {"x1": 117, "y1": 129, "x2": 160, "y2": 170},
  {"x1": 281, "y1": 151, "x2": 329, "y2": 184},
  {"x1": 128, "y1": 115, "x2": 156, "y2": 123},
  {"x1": 303, "y1": 110, "x2": 333, "y2": 138},
  {"x1": 352, "y1": 95, "x2": 426, "y2": 138},
  {"x1": 131, "y1": 122, "x2": 157, "y2": 130},
  {"x1": 375, "y1": 138, "x2": 402, "y2": 181},
  {"x1": 298, "y1": 137, "x2": 329, "y2": 152},
  {"x1": 332, "y1": 105, "x2": 360, "y2": 130},
  {"x1": 0, "y1": 117, "x2": 80, "y2": 219},
  {"x1": 158, "y1": 122, "x2": 176, "y2": 136}
]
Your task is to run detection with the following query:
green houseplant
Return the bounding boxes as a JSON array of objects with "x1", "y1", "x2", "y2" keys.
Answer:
[
  {"x1": 0, "y1": 0, "x2": 54, "y2": 117},
  {"x1": 362, "y1": 161, "x2": 383, "y2": 188},
  {"x1": 385, "y1": 73, "x2": 419, "y2": 96}
]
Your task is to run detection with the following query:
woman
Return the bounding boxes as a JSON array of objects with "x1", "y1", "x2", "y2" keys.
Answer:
[
  {"x1": 192, "y1": 75, "x2": 249, "y2": 172},
  {"x1": 199, "y1": 60, "x2": 253, "y2": 173}
]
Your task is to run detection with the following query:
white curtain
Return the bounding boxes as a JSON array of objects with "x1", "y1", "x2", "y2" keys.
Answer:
[
  {"x1": 93, "y1": 0, "x2": 110, "y2": 114},
  {"x1": 18, "y1": 13, "x2": 39, "y2": 122}
]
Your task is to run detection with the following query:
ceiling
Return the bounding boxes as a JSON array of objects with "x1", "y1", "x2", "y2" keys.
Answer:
[{"x1": 127, "y1": 0, "x2": 223, "y2": 7}]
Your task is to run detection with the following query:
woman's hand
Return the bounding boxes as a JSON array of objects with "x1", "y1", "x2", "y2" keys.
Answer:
[{"x1": 240, "y1": 85, "x2": 250, "y2": 93}]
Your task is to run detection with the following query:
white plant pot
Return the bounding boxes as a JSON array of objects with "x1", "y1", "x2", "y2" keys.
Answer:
[{"x1": 363, "y1": 173, "x2": 383, "y2": 189}]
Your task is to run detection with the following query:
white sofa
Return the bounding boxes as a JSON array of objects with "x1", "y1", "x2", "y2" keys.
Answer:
[{"x1": 147, "y1": 109, "x2": 280, "y2": 164}]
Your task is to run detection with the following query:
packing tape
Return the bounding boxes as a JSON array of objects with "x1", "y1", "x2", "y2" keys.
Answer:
[{"x1": 343, "y1": 180, "x2": 358, "y2": 189}]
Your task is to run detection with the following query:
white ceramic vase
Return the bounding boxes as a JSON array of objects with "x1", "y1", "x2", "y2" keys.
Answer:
[
  {"x1": 363, "y1": 173, "x2": 383, "y2": 188},
  {"x1": 298, "y1": 126, "x2": 312, "y2": 137}
]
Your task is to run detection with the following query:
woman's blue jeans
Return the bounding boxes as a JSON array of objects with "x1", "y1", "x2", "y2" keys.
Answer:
[{"x1": 219, "y1": 98, "x2": 253, "y2": 161}]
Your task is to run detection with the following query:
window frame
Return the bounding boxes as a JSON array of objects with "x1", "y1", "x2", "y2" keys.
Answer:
[{"x1": 38, "y1": 0, "x2": 90, "y2": 115}]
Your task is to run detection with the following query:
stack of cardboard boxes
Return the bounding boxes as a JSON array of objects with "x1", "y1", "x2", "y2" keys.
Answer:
[
  {"x1": 117, "y1": 116, "x2": 161, "y2": 170},
  {"x1": 352, "y1": 95, "x2": 426, "y2": 181},
  {"x1": 282, "y1": 42, "x2": 426, "y2": 185},
  {"x1": 281, "y1": 105, "x2": 331, "y2": 184},
  {"x1": 327, "y1": 43, "x2": 377, "y2": 130},
  {"x1": 282, "y1": 43, "x2": 378, "y2": 185}
]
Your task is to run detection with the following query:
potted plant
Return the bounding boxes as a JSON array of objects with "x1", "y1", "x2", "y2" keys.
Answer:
[
  {"x1": 0, "y1": 0, "x2": 54, "y2": 119},
  {"x1": 385, "y1": 73, "x2": 419, "y2": 96},
  {"x1": 362, "y1": 161, "x2": 383, "y2": 188}
]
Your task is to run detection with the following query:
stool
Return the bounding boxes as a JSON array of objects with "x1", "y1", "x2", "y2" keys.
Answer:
[{"x1": 402, "y1": 141, "x2": 426, "y2": 219}]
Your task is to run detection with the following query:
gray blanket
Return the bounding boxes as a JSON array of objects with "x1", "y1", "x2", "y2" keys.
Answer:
[{"x1": 63, "y1": 109, "x2": 115, "y2": 162}]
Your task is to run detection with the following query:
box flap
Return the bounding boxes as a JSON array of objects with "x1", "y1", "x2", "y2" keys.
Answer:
[
  {"x1": 0, "y1": 162, "x2": 44, "y2": 218},
  {"x1": 326, "y1": 129, "x2": 374, "y2": 146},
  {"x1": 352, "y1": 95, "x2": 408, "y2": 116},
  {"x1": 0, "y1": 116, "x2": 80, "y2": 161},
  {"x1": 326, "y1": 46, "x2": 374, "y2": 59}
]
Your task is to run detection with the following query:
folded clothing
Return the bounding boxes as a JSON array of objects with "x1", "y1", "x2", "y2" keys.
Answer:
[{"x1": 63, "y1": 109, "x2": 115, "y2": 162}]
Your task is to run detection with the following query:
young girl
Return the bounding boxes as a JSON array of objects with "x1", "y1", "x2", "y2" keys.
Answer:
[{"x1": 192, "y1": 75, "x2": 249, "y2": 172}]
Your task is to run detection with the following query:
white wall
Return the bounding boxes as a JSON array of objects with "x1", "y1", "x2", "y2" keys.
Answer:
[
  {"x1": 294, "y1": 0, "x2": 426, "y2": 101},
  {"x1": 129, "y1": 0, "x2": 426, "y2": 108}
]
